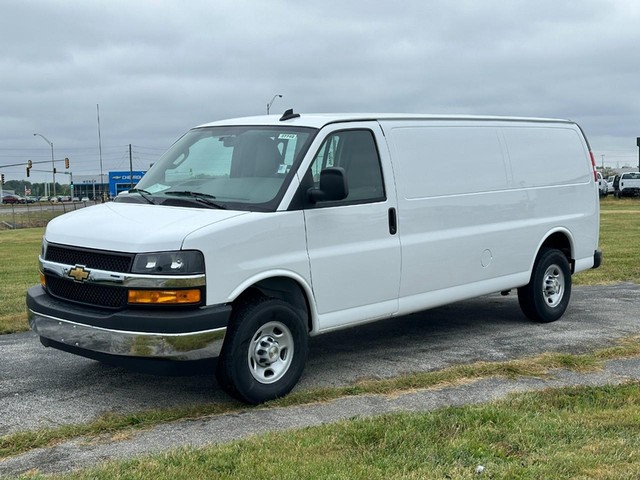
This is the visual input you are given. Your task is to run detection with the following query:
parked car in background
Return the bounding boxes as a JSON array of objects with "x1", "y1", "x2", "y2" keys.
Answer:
[
  {"x1": 596, "y1": 172, "x2": 608, "y2": 197},
  {"x1": 617, "y1": 172, "x2": 640, "y2": 197},
  {"x1": 80, "y1": 196, "x2": 90, "y2": 202},
  {"x1": 606, "y1": 176, "x2": 615, "y2": 193},
  {"x1": 612, "y1": 175, "x2": 621, "y2": 196},
  {"x1": 72, "y1": 197, "x2": 80, "y2": 202},
  {"x1": 1, "y1": 194, "x2": 26, "y2": 204}
]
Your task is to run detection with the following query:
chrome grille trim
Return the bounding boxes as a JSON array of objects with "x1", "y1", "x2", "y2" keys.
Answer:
[{"x1": 39, "y1": 257, "x2": 206, "y2": 289}]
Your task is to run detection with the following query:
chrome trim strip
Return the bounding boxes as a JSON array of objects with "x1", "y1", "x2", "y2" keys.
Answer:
[
  {"x1": 29, "y1": 309, "x2": 226, "y2": 361},
  {"x1": 39, "y1": 257, "x2": 206, "y2": 288}
]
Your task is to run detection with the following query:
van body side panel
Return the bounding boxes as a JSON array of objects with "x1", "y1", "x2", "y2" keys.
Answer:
[
  {"x1": 380, "y1": 120, "x2": 598, "y2": 314},
  {"x1": 181, "y1": 211, "x2": 312, "y2": 307},
  {"x1": 502, "y1": 125, "x2": 599, "y2": 270}
]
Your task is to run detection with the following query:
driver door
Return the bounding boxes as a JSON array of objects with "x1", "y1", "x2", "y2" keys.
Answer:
[{"x1": 301, "y1": 123, "x2": 401, "y2": 331}]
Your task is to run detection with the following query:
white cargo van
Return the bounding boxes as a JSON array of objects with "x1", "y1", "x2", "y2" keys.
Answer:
[{"x1": 27, "y1": 111, "x2": 601, "y2": 403}]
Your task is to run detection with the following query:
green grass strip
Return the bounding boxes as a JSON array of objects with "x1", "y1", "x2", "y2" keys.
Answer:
[{"x1": 55, "y1": 382, "x2": 640, "y2": 480}]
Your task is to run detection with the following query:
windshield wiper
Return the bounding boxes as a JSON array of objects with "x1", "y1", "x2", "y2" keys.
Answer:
[
  {"x1": 163, "y1": 190, "x2": 227, "y2": 209},
  {"x1": 127, "y1": 188, "x2": 155, "y2": 205}
]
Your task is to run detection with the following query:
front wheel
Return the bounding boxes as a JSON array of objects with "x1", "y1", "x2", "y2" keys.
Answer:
[
  {"x1": 216, "y1": 297, "x2": 308, "y2": 404},
  {"x1": 518, "y1": 248, "x2": 572, "y2": 323}
]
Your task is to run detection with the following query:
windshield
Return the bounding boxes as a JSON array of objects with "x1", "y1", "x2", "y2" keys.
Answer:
[{"x1": 130, "y1": 126, "x2": 317, "y2": 211}]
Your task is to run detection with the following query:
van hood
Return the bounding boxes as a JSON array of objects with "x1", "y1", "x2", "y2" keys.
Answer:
[{"x1": 44, "y1": 202, "x2": 247, "y2": 252}]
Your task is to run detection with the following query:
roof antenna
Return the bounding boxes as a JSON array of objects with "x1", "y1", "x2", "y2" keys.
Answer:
[{"x1": 279, "y1": 109, "x2": 300, "y2": 121}]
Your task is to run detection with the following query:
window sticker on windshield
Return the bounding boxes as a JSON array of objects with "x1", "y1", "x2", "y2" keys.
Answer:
[
  {"x1": 277, "y1": 164, "x2": 288, "y2": 174},
  {"x1": 278, "y1": 134, "x2": 297, "y2": 140},
  {"x1": 145, "y1": 184, "x2": 171, "y2": 194}
]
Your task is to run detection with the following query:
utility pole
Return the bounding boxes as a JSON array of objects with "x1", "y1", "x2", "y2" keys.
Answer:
[
  {"x1": 97, "y1": 104, "x2": 104, "y2": 201},
  {"x1": 129, "y1": 144, "x2": 134, "y2": 189},
  {"x1": 601, "y1": 154, "x2": 605, "y2": 169}
]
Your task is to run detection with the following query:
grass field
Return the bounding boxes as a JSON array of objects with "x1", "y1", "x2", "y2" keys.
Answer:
[
  {"x1": 1, "y1": 197, "x2": 639, "y2": 479},
  {"x1": 573, "y1": 197, "x2": 640, "y2": 285},
  {"x1": 0, "y1": 228, "x2": 43, "y2": 333}
]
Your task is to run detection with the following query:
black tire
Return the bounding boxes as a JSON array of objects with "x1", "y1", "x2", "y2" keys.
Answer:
[
  {"x1": 216, "y1": 296, "x2": 308, "y2": 404},
  {"x1": 517, "y1": 248, "x2": 572, "y2": 323}
]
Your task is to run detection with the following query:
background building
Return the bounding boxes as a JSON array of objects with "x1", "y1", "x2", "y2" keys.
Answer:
[
  {"x1": 71, "y1": 175, "x2": 105, "y2": 200},
  {"x1": 72, "y1": 170, "x2": 146, "y2": 199}
]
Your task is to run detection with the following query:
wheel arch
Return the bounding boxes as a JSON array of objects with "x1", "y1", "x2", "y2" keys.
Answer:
[
  {"x1": 531, "y1": 229, "x2": 575, "y2": 275},
  {"x1": 229, "y1": 272, "x2": 317, "y2": 333}
]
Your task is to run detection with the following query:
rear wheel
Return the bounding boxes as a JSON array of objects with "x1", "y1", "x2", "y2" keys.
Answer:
[
  {"x1": 216, "y1": 296, "x2": 308, "y2": 404},
  {"x1": 518, "y1": 248, "x2": 571, "y2": 323}
]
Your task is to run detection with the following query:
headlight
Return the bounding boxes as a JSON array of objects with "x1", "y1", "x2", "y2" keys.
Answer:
[{"x1": 132, "y1": 250, "x2": 204, "y2": 275}]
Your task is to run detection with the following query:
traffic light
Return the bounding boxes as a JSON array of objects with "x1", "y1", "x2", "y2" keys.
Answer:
[
  {"x1": 28, "y1": 159, "x2": 33, "y2": 168},
  {"x1": 26, "y1": 167, "x2": 30, "y2": 177},
  {"x1": 53, "y1": 168, "x2": 57, "y2": 174},
  {"x1": 65, "y1": 157, "x2": 70, "y2": 169},
  {"x1": 1, "y1": 173, "x2": 4, "y2": 184}
]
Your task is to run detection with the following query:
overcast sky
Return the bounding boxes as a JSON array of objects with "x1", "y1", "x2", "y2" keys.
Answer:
[{"x1": 1, "y1": 0, "x2": 639, "y2": 184}]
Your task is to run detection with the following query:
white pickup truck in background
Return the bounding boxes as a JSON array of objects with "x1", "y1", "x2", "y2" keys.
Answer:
[{"x1": 616, "y1": 172, "x2": 640, "y2": 197}]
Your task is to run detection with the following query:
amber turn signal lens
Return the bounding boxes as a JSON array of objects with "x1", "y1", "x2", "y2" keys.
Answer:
[
  {"x1": 127, "y1": 289, "x2": 201, "y2": 305},
  {"x1": 40, "y1": 271, "x2": 46, "y2": 287}
]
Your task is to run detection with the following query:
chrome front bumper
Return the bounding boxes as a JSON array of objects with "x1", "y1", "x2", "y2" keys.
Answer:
[{"x1": 28, "y1": 309, "x2": 226, "y2": 361}]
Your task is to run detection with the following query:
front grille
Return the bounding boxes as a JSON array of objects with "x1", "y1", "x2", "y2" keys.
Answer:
[
  {"x1": 46, "y1": 275, "x2": 128, "y2": 309},
  {"x1": 46, "y1": 244, "x2": 133, "y2": 273}
]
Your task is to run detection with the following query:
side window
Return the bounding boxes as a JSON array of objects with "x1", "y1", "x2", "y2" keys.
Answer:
[{"x1": 307, "y1": 129, "x2": 385, "y2": 204}]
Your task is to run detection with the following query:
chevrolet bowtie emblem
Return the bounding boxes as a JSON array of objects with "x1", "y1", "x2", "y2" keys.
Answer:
[{"x1": 68, "y1": 265, "x2": 90, "y2": 282}]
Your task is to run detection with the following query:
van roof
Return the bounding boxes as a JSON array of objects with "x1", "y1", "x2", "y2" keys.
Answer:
[{"x1": 196, "y1": 113, "x2": 575, "y2": 130}]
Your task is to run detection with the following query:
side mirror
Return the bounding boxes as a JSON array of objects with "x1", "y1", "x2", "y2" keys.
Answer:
[{"x1": 307, "y1": 167, "x2": 348, "y2": 203}]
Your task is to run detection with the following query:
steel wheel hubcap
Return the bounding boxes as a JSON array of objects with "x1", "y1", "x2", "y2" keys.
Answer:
[
  {"x1": 542, "y1": 264, "x2": 565, "y2": 308},
  {"x1": 248, "y1": 321, "x2": 294, "y2": 384}
]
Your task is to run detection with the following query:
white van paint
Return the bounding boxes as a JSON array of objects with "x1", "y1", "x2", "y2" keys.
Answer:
[{"x1": 28, "y1": 113, "x2": 601, "y2": 404}]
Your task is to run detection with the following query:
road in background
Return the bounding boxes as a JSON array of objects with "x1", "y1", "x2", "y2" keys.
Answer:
[{"x1": 0, "y1": 201, "x2": 95, "y2": 229}]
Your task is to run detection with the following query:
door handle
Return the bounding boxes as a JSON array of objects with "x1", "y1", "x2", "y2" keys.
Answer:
[{"x1": 388, "y1": 207, "x2": 397, "y2": 235}]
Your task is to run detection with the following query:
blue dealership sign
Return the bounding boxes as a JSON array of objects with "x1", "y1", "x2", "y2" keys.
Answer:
[{"x1": 109, "y1": 171, "x2": 146, "y2": 197}]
